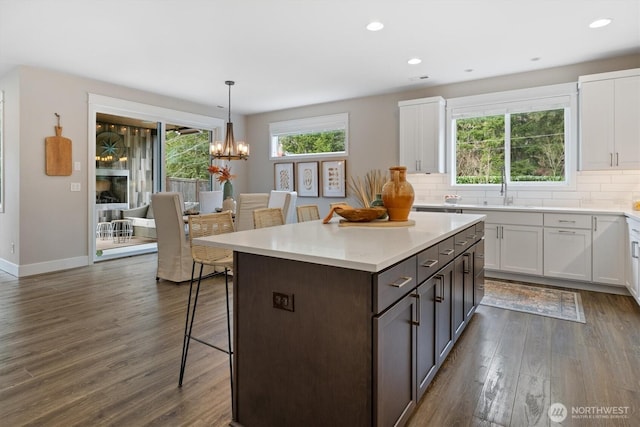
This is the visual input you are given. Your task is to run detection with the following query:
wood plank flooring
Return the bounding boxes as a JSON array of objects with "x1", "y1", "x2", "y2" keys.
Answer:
[{"x1": 1, "y1": 255, "x2": 639, "y2": 426}]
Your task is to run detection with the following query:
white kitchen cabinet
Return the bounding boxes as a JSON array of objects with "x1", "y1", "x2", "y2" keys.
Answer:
[
  {"x1": 399, "y1": 96, "x2": 445, "y2": 173},
  {"x1": 543, "y1": 213, "x2": 592, "y2": 281},
  {"x1": 592, "y1": 215, "x2": 626, "y2": 286},
  {"x1": 626, "y1": 218, "x2": 640, "y2": 305},
  {"x1": 465, "y1": 210, "x2": 543, "y2": 275},
  {"x1": 579, "y1": 69, "x2": 640, "y2": 170}
]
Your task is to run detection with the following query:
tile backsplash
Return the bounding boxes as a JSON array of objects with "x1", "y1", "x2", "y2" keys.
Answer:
[{"x1": 408, "y1": 169, "x2": 640, "y2": 209}]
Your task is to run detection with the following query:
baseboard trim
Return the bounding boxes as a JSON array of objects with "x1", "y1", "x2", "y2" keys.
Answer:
[
  {"x1": 1, "y1": 256, "x2": 89, "y2": 278},
  {"x1": 485, "y1": 270, "x2": 631, "y2": 296}
]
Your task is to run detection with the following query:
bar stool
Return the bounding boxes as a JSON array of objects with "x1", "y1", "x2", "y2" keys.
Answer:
[{"x1": 179, "y1": 212, "x2": 235, "y2": 411}]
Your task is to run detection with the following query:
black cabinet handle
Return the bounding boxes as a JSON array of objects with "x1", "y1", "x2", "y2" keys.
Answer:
[
  {"x1": 412, "y1": 292, "x2": 420, "y2": 326},
  {"x1": 434, "y1": 275, "x2": 444, "y2": 303}
]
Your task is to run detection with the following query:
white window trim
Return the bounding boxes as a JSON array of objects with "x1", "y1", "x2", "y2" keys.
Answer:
[
  {"x1": 446, "y1": 83, "x2": 578, "y2": 191},
  {"x1": 269, "y1": 112, "x2": 349, "y2": 160}
]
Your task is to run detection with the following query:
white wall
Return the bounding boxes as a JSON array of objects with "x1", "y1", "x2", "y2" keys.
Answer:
[
  {"x1": 246, "y1": 54, "x2": 640, "y2": 216},
  {"x1": 0, "y1": 65, "x2": 247, "y2": 276}
]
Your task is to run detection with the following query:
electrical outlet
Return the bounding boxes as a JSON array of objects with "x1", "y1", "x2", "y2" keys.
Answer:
[{"x1": 273, "y1": 292, "x2": 294, "y2": 312}]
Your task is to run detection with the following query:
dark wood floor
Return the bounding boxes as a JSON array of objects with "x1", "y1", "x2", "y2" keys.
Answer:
[{"x1": 1, "y1": 254, "x2": 639, "y2": 426}]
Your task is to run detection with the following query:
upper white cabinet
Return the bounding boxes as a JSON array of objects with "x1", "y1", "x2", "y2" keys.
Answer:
[
  {"x1": 399, "y1": 96, "x2": 445, "y2": 173},
  {"x1": 579, "y1": 69, "x2": 640, "y2": 170}
]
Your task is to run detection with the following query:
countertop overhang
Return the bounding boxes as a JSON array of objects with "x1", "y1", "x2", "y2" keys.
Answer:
[{"x1": 194, "y1": 211, "x2": 485, "y2": 272}]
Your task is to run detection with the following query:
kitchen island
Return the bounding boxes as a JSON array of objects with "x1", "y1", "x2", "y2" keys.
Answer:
[{"x1": 195, "y1": 211, "x2": 485, "y2": 427}]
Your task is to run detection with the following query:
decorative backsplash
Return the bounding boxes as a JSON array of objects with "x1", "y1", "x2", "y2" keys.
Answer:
[{"x1": 408, "y1": 169, "x2": 640, "y2": 210}]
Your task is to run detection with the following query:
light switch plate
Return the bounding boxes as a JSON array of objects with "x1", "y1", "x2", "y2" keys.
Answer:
[
  {"x1": 70, "y1": 182, "x2": 81, "y2": 192},
  {"x1": 74, "y1": 161, "x2": 81, "y2": 171}
]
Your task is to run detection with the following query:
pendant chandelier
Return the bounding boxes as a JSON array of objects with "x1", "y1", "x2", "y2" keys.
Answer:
[{"x1": 211, "y1": 80, "x2": 249, "y2": 161}]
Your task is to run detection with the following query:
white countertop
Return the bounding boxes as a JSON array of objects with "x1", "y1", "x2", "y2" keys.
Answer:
[
  {"x1": 194, "y1": 211, "x2": 485, "y2": 272},
  {"x1": 413, "y1": 203, "x2": 640, "y2": 221}
]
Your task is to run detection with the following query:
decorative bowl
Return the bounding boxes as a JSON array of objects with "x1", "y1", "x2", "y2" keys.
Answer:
[{"x1": 334, "y1": 206, "x2": 388, "y2": 222}]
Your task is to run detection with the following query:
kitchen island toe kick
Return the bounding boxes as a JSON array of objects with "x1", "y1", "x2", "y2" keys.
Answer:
[{"x1": 196, "y1": 212, "x2": 485, "y2": 427}]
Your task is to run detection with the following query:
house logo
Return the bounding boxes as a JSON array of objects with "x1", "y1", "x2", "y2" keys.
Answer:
[{"x1": 548, "y1": 402, "x2": 568, "y2": 422}]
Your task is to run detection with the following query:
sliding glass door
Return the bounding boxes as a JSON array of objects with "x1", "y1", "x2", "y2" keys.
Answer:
[{"x1": 89, "y1": 94, "x2": 225, "y2": 263}]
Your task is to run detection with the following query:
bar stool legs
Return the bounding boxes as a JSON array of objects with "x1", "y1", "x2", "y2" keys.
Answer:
[{"x1": 179, "y1": 263, "x2": 234, "y2": 413}]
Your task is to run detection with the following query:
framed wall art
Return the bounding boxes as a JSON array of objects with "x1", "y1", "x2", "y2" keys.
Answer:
[
  {"x1": 321, "y1": 160, "x2": 346, "y2": 197},
  {"x1": 274, "y1": 162, "x2": 294, "y2": 191},
  {"x1": 296, "y1": 161, "x2": 319, "y2": 197}
]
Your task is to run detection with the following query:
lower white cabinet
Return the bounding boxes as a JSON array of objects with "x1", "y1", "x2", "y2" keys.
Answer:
[
  {"x1": 626, "y1": 218, "x2": 640, "y2": 305},
  {"x1": 543, "y1": 227, "x2": 592, "y2": 281},
  {"x1": 592, "y1": 215, "x2": 626, "y2": 286},
  {"x1": 466, "y1": 211, "x2": 543, "y2": 276}
]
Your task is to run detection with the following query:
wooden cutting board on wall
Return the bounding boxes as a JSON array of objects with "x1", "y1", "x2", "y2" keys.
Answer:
[{"x1": 45, "y1": 125, "x2": 72, "y2": 176}]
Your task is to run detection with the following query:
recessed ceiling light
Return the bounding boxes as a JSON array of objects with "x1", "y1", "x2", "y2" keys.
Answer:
[
  {"x1": 366, "y1": 21, "x2": 384, "y2": 31},
  {"x1": 589, "y1": 18, "x2": 612, "y2": 28},
  {"x1": 408, "y1": 58, "x2": 422, "y2": 65}
]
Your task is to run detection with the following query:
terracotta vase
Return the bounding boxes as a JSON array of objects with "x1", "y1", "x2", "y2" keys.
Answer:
[{"x1": 381, "y1": 166, "x2": 414, "y2": 221}]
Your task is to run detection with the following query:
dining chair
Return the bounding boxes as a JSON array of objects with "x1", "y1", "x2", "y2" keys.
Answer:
[
  {"x1": 235, "y1": 193, "x2": 269, "y2": 231},
  {"x1": 199, "y1": 190, "x2": 223, "y2": 213},
  {"x1": 179, "y1": 211, "x2": 235, "y2": 411},
  {"x1": 253, "y1": 207, "x2": 285, "y2": 229},
  {"x1": 152, "y1": 192, "x2": 216, "y2": 283},
  {"x1": 296, "y1": 204, "x2": 320, "y2": 222},
  {"x1": 267, "y1": 190, "x2": 298, "y2": 223}
]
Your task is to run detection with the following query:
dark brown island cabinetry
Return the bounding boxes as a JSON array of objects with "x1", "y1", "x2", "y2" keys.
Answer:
[{"x1": 230, "y1": 219, "x2": 485, "y2": 427}]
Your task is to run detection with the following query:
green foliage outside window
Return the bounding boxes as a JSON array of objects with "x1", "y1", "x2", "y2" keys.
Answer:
[
  {"x1": 165, "y1": 130, "x2": 211, "y2": 180},
  {"x1": 278, "y1": 130, "x2": 346, "y2": 156},
  {"x1": 456, "y1": 109, "x2": 565, "y2": 184}
]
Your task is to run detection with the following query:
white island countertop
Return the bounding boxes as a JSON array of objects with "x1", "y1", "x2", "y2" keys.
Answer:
[{"x1": 194, "y1": 211, "x2": 485, "y2": 272}]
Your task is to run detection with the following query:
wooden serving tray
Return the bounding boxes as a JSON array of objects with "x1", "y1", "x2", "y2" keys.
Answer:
[{"x1": 338, "y1": 219, "x2": 415, "y2": 227}]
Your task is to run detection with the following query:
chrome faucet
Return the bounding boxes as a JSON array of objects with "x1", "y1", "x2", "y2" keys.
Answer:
[{"x1": 500, "y1": 166, "x2": 513, "y2": 205}]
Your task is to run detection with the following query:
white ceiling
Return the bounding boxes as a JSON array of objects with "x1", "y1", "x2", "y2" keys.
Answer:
[{"x1": 1, "y1": 0, "x2": 638, "y2": 115}]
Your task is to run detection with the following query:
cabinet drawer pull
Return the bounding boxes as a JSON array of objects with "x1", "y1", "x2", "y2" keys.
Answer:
[
  {"x1": 455, "y1": 240, "x2": 468, "y2": 247},
  {"x1": 389, "y1": 276, "x2": 412, "y2": 288},
  {"x1": 610, "y1": 152, "x2": 613, "y2": 167},
  {"x1": 558, "y1": 220, "x2": 576, "y2": 223},
  {"x1": 558, "y1": 230, "x2": 575, "y2": 234},
  {"x1": 440, "y1": 249, "x2": 454, "y2": 256},
  {"x1": 466, "y1": 234, "x2": 477, "y2": 240},
  {"x1": 421, "y1": 259, "x2": 438, "y2": 268},
  {"x1": 616, "y1": 152, "x2": 619, "y2": 166},
  {"x1": 476, "y1": 254, "x2": 485, "y2": 259},
  {"x1": 633, "y1": 241, "x2": 639, "y2": 259}
]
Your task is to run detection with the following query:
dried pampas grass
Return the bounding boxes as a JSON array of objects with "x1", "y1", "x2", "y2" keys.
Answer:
[{"x1": 348, "y1": 169, "x2": 389, "y2": 207}]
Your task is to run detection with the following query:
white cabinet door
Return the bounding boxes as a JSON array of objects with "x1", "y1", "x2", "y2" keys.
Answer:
[
  {"x1": 399, "y1": 97, "x2": 445, "y2": 173},
  {"x1": 592, "y1": 215, "x2": 625, "y2": 286},
  {"x1": 580, "y1": 73, "x2": 640, "y2": 170},
  {"x1": 544, "y1": 228, "x2": 592, "y2": 281},
  {"x1": 483, "y1": 223, "x2": 500, "y2": 270},
  {"x1": 626, "y1": 219, "x2": 640, "y2": 303},
  {"x1": 580, "y1": 79, "x2": 615, "y2": 170},
  {"x1": 501, "y1": 225, "x2": 543, "y2": 275},
  {"x1": 614, "y1": 76, "x2": 640, "y2": 170}
]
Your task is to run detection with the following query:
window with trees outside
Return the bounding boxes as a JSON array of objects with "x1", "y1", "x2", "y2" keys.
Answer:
[
  {"x1": 269, "y1": 113, "x2": 348, "y2": 159},
  {"x1": 448, "y1": 84, "x2": 577, "y2": 187}
]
